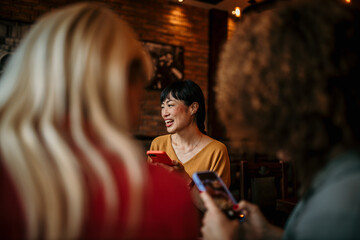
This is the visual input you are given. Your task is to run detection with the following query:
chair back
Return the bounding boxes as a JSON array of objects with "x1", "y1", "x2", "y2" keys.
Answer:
[{"x1": 240, "y1": 160, "x2": 288, "y2": 207}]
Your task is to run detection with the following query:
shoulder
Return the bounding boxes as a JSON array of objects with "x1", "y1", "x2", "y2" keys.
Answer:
[
  {"x1": 150, "y1": 135, "x2": 171, "y2": 151},
  {"x1": 308, "y1": 154, "x2": 360, "y2": 210},
  {"x1": 151, "y1": 134, "x2": 170, "y2": 145},
  {"x1": 315, "y1": 152, "x2": 360, "y2": 202},
  {"x1": 200, "y1": 138, "x2": 230, "y2": 164},
  {"x1": 206, "y1": 138, "x2": 228, "y2": 152},
  {"x1": 290, "y1": 179, "x2": 360, "y2": 239},
  {"x1": 288, "y1": 155, "x2": 360, "y2": 239}
]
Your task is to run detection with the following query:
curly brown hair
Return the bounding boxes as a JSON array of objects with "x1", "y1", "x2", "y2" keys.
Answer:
[{"x1": 216, "y1": 0, "x2": 360, "y2": 192}]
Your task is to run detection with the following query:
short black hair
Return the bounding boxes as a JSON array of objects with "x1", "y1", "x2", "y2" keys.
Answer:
[{"x1": 160, "y1": 80, "x2": 207, "y2": 134}]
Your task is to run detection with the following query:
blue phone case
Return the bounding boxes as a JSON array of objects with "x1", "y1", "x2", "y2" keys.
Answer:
[
  {"x1": 192, "y1": 171, "x2": 237, "y2": 203},
  {"x1": 192, "y1": 171, "x2": 246, "y2": 222}
]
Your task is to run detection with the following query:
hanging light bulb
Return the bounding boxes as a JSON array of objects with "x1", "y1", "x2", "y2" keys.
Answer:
[
  {"x1": 345, "y1": 0, "x2": 351, "y2": 3},
  {"x1": 232, "y1": 6, "x2": 241, "y2": 18},
  {"x1": 178, "y1": 0, "x2": 184, "y2": 2}
]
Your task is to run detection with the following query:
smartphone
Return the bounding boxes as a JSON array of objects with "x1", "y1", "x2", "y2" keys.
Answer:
[
  {"x1": 146, "y1": 150, "x2": 175, "y2": 166},
  {"x1": 193, "y1": 171, "x2": 245, "y2": 222}
]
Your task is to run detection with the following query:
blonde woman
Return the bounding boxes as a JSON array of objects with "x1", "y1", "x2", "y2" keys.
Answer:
[{"x1": 0, "y1": 3, "x2": 199, "y2": 239}]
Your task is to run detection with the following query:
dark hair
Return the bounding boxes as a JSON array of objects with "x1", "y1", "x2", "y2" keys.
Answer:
[
  {"x1": 160, "y1": 80, "x2": 207, "y2": 134},
  {"x1": 216, "y1": 0, "x2": 360, "y2": 192}
]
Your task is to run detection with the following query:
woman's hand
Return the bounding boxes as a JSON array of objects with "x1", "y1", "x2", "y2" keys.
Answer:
[
  {"x1": 236, "y1": 201, "x2": 284, "y2": 240},
  {"x1": 200, "y1": 192, "x2": 240, "y2": 240},
  {"x1": 200, "y1": 192, "x2": 284, "y2": 240},
  {"x1": 171, "y1": 159, "x2": 192, "y2": 182}
]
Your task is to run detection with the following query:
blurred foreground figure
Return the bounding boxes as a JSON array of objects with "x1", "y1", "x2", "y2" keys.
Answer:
[
  {"x1": 0, "y1": 3, "x2": 199, "y2": 239},
  {"x1": 201, "y1": 0, "x2": 360, "y2": 239}
]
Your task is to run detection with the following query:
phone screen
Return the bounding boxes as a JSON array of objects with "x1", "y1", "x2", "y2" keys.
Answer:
[
  {"x1": 193, "y1": 171, "x2": 245, "y2": 221},
  {"x1": 193, "y1": 171, "x2": 235, "y2": 210}
]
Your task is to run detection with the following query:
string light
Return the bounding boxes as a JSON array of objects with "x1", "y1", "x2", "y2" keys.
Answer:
[{"x1": 232, "y1": 6, "x2": 241, "y2": 18}]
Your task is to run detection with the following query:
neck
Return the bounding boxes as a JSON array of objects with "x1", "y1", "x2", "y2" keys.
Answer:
[{"x1": 171, "y1": 126, "x2": 203, "y2": 150}]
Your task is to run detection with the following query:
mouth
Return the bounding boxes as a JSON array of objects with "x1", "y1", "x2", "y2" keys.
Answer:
[{"x1": 165, "y1": 119, "x2": 174, "y2": 127}]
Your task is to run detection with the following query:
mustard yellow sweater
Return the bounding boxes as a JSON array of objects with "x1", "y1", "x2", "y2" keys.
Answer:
[{"x1": 150, "y1": 134, "x2": 231, "y2": 187}]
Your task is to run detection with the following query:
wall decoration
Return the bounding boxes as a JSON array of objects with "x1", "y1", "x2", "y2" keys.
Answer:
[{"x1": 142, "y1": 40, "x2": 184, "y2": 90}]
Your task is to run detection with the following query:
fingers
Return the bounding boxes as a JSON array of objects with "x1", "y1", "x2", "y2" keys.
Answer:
[
  {"x1": 237, "y1": 200, "x2": 258, "y2": 212},
  {"x1": 172, "y1": 160, "x2": 185, "y2": 170},
  {"x1": 171, "y1": 159, "x2": 179, "y2": 166},
  {"x1": 200, "y1": 192, "x2": 220, "y2": 212},
  {"x1": 232, "y1": 200, "x2": 260, "y2": 220}
]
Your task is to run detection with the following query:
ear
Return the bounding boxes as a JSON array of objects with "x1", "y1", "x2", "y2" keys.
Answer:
[{"x1": 190, "y1": 102, "x2": 199, "y2": 115}]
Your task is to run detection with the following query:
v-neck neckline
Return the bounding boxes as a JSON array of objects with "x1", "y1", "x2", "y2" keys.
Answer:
[{"x1": 168, "y1": 134, "x2": 215, "y2": 165}]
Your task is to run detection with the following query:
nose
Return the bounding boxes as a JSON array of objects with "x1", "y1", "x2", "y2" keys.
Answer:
[{"x1": 161, "y1": 107, "x2": 169, "y2": 118}]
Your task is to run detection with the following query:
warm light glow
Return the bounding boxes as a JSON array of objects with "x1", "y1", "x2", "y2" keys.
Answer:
[
  {"x1": 345, "y1": 0, "x2": 351, "y2": 3},
  {"x1": 232, "y1": 6, "x2": 241, "y2": 18},
  {"x1": 178, "y1": 0, "x2": 184, "y2": 2}
]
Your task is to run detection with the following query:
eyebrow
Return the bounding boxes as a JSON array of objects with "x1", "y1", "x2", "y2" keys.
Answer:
[{"x1": 163, "y1": 98, "x2": 174, "y2": 104}]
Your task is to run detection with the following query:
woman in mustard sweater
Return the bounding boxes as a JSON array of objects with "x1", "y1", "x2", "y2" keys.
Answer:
[{"x1": 149, "y1": 80, "x2": 231, "y2": 188}]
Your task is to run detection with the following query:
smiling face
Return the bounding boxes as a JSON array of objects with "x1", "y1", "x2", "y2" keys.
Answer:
[{"x1": 161, "y1": 93, "x2": 193, "y2": 134}]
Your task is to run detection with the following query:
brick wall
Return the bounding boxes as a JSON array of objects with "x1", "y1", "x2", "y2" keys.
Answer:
[
  {"x1": 1, "y1": 1, "x2": 280, "y2": 197},
  {"x1": 0, "y1": 0, "x2": 209, "y2": 141},
  {"x1": 0, "y1": 0, "x2": 265, "y2": 156}
]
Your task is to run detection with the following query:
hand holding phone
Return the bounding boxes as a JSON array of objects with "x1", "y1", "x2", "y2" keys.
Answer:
[
  {"x1": 193, "y1": 171, "x2": 245, "y2": 222},
  {"x1": 147, "y1": 150, "x2": 175, "y2": 166}
]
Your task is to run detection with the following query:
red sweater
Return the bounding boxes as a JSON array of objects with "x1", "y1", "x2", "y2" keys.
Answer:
[{"x1": 0, "y1": 152, "x2": 199, "y2": 239}]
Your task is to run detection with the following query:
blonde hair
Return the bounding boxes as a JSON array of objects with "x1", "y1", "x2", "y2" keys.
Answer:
[{"x1": 0, "y1": 3, "x2": 152, "y2": 239}]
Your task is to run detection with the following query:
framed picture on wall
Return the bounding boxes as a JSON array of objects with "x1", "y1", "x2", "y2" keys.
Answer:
[{"x1": 142, "y1": 40, "x2": 184, "y2": 90}]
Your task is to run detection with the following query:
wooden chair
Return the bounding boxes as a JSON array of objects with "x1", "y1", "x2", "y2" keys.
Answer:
[
  {"x1": 240, "y1": 160, "x2": 288, "y2": 201},
  {"x1": 240, "y1": 160, "x2": 296, "y2": 226}
]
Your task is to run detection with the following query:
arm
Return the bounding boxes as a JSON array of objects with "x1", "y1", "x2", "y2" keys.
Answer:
[
  {"x1": 200, "y1": 192, "x2": 240, "y2": 240},
  {"x1": 209, "y1": 142, "x2": 231, "y2": 187},
  {"x1": 236, "y1": 200, "x2": 284, "y2": 240},
  {"x1": 200, "y1": 192, "x2": 284, "y2": 240}
]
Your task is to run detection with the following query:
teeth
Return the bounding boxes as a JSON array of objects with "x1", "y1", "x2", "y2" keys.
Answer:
[{"x1": 165, "y1": 120, "x2": 172, "y2": 124}]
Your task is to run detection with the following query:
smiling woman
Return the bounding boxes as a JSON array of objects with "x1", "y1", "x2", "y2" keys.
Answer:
[{"x1": 149, "y1": 80, "x2": 231, "y2": 189}]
